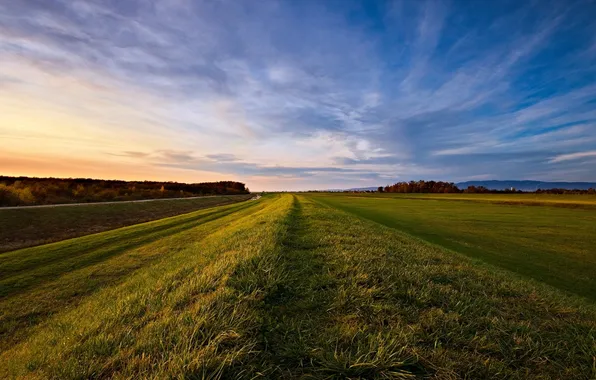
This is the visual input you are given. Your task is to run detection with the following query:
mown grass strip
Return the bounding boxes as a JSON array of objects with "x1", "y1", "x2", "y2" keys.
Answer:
[
  {"x1": 0, "y1": 194, "x2": 293, "y2": 378},
  {"x1": 0, "y1": 198, "x2": 268, "y2": 352},
  {"x1": 0, "y1": 200, "x2": 258, "y2": 299},
  {"x1": 0, "y1": 194, "x2": 252, "y2": 253}
]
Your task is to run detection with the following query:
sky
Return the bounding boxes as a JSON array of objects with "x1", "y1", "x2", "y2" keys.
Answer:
[{"x1": 1, "y1": 0, "x2": 596, "y2": 191}]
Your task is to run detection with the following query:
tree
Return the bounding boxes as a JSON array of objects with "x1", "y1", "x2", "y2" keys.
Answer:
[
  {"x1": 0, "y1": 176, "x2": 250, "y2": 206},
  {"x1": 377, "y1": 186, "x2": 384, "y2": 193}
]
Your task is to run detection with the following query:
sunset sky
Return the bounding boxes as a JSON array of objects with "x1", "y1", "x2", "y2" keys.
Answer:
[{"x1": 1, "y1": 0, "x2": 596, "y2": 191}]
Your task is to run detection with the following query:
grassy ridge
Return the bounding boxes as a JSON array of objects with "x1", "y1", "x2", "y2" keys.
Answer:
[
  {"x1": 1, "y1": 194, "x2": 595, "y2": 378},
  {"x1": 312, "y1": 193, "x2": 596, "y2": 301},
  {"x1": 0, "y1": 194, "x2": 252, "y2": 253}
]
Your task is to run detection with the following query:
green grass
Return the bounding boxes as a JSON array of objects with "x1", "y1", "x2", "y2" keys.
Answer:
[
  {"x1": 0, "y1": 198, "x2": 264, "y2": 352},
  {"x1": 1, "y1": 194, "x2": 595, "y2": 379},
  {"x1": 0, "y1": 194, "x2": 252, "y2": 253},
  {"x1": 343, "y1": 192, "x2": 596, "y2": 208},
  {"x1": 311, "y1": 193, "x2": 596, "y2": 301}
]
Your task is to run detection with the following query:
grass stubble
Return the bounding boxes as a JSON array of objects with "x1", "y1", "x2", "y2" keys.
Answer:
[{"x1": 0, "y1": 194, "x2": 594, "y2": 378}]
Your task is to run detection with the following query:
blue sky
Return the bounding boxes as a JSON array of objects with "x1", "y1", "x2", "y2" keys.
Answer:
[{"x1": 1, "y1": 0, "x2": 596, "y2": 190}]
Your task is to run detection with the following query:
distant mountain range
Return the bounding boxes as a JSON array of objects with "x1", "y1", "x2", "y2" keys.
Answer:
[{"x1": 456, "y1": 180, "x2": 596, "y2": 191}]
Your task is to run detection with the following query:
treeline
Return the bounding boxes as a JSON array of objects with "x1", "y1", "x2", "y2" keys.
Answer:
[
  {"x1": 366, "y1": 180, "x2": 595, "y2": 194},
  {"x1": 382, "y1": 180, "x2": 460, "y2": 193},
  {"x1": 0, "y1": 176, "x2": 249, "y2": 207}
]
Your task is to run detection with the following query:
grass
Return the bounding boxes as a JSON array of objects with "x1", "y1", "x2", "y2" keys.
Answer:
[
  {"x1": 312, "y1": 193, "x2": 596, "y2": 301},
  {"x1": 1, "y1": 194, "x2": 595, "y2": 378},
  {"x1": 0, "y1": 198, "x2": 263, "y2": 352},
  {"x1": 0, "y1": 194, "x2": 252, "y2": 253},
  {"x1": 344, "y1": 192, "x2": 596, "y2": 208}
]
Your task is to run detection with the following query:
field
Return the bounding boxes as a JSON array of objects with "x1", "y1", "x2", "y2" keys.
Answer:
[
  {"x1": 0, "y1": 194, "x2": 252, "y2": 253},
  {"x1": 345, "y1": 192, "x2": 596, "y2": 208},
  {"x1": 312, "y1": 193, "x2": 596, "y2": 301},
  {"x1": 1, "y1": 194, "x2": 595, "y2": 378}
]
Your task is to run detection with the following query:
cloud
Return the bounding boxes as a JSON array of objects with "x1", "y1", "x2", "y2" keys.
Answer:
[
  {"x1": 205, "y1": 153, "x2": 240, "y2": 162},
  {"x1": 549, "y1": 151, "x2": 596, "y2": 163},
  {"x1": 1, "y1": 0, "x2": 596, "y2": 189},
  {"x1": 109, "y1": 151, "x2": 151, "y2": 158},
  {"x1": 153, "y1": 149, "x2": 364, "y2": 178}
]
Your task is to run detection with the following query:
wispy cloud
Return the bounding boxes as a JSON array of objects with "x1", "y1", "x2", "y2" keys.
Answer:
[
  {"x1": 549, "y1": 151, "x2": 596, "y2": 163},
  {"x1": 1, "y1": 0, "x2": 596, "y2": 189}
]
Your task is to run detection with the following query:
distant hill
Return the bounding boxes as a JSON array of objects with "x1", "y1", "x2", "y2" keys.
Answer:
[{"x1": 456, "y1": 180, "x2": 596, "y2": 191}]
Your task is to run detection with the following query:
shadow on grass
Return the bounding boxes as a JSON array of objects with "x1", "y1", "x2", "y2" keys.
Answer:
[{"x1": 248, "y1": 196, "x2": 426, "y2": 378}]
